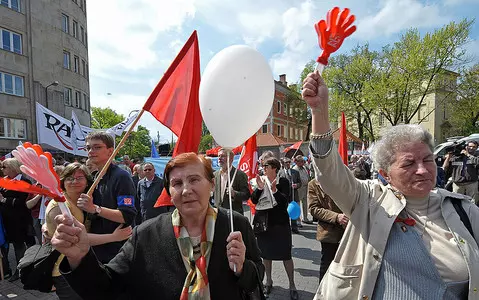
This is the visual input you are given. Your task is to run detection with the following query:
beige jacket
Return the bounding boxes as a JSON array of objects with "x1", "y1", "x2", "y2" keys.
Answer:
[{"x1": 312, "y1": 145, "x2": 479, "y2": 300}]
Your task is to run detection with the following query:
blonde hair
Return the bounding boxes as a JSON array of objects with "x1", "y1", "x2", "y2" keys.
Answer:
[{"x1": 2, "y1": 158, "x2": 22, "y2": 174}]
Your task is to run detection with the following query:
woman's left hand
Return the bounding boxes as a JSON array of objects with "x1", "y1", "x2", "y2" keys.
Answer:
[{"x1": 226, "y1": 231, "x2": 246, "y2": 276}]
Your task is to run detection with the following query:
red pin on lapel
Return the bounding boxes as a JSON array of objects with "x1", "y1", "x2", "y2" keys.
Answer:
[{"x1": 314, "y1": 7, "x2": 357, "y2": 73}]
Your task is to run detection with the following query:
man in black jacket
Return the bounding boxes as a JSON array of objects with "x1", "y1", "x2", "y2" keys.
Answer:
[
  {"x1": 137, "y1": 162, "x2": 166, "y2": 222},
  {"x1": 76, "y1": 132, "x2": 137, "y2": 263}
]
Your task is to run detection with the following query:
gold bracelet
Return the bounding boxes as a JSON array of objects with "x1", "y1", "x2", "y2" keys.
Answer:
[{"x1": 310, "y1": 128, "x2": 333, "y2": 139}]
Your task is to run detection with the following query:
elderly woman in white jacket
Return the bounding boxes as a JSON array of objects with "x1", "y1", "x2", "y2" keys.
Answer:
[{"x1": 302, "y1": 71, "x2": 479, "y2": 300}]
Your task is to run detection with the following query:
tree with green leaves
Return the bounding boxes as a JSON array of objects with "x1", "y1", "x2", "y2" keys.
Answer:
[
  {"x1": 199, "y1": 134, "x2": 213, "y2": 153},
  {"x1": 448, "y1": 64, "x2": 479, "y2": 134},
  {"x1": 297, "y1": 60, "x2": 316, "y2": 140},
  {"x1": 324, "y1": 45, "x2": 379, "y2": 141},
  {"x1": 91, "y1": 107, "x2": 124, "y2": 129},
  {"x1": 370, "y1": 19, "x2": 472, "y2": 127}
]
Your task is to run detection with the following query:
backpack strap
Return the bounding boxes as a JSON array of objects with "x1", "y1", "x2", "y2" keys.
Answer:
[{"x1": 447, "y1": 196, "x2": 474, "y2": 239}]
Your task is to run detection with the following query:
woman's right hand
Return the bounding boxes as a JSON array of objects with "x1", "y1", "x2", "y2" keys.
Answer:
[
  {"x1": 51, "y1": 214, "x2": 90, "y2": 269},
  {"x1": 302, "y1": 70, "x2": 329, "y2": 110},
  {"x1": 256, "y1": 175, "x2": 265, "y2": 190},
  {"x1": 112, "y1": 224, "x2": 133, "y2": 242}
]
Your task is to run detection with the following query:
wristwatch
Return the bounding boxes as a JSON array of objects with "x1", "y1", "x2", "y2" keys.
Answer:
[{"x1": 94, "y1": 205, "x2": 102, "y2": 215}]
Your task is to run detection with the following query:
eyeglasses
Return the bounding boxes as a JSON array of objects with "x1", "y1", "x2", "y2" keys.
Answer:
[
  {"x1": 65, "y1": 176, "x2": 86, "y2": 183},
  {"x1": 86, "y1": 145, "x2": 106, "y2": 152}
]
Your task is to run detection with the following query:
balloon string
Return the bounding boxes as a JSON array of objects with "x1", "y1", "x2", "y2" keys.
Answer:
[{"x1": 226, "y1": 151, "x2": 236, "y2": 273}]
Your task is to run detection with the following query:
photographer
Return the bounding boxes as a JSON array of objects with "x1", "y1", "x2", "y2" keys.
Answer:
[{"x1": 443, "y1": 141, "x2": 479, "y2": 203}]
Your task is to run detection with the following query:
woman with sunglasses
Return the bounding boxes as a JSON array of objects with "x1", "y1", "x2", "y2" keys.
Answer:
[{"x1": 252, "y1": 156, "x2": 298, "y2": 300}]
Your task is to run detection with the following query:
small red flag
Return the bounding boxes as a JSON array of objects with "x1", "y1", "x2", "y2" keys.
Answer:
[
  {"x1": 143, "y1": 31, "x2": 202, "y2": 207},
  {"x1": 238, "y1": 135, "x2": 258, "y2": 215},
  {"x1": 283, "y1": 140, "x2": 303, "y2": 153},
  {"x1": 338, "y1": 112, "x2": 348, "y2": 165}
]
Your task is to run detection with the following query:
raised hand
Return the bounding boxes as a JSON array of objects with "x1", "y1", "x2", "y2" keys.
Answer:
[
  {"x1": 302, "y1": 71, "x2": 329, "y2": 111},
  {"x1": 315, "y1": 7, "x2": 357, "y2": 66}
]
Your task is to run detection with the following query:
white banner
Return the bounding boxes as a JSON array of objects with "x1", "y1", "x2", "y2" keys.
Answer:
[
  {"x1": 106, "y1": 110, "x2": 139, "y2": 136},
  {"x1": 36, "y1": 102, "x2": 92, "y2": 156}
]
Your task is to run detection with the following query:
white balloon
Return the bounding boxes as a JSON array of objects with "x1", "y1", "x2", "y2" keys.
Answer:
[{"x1": 200, "y1": 45, "x2": 274, "y2": 149}]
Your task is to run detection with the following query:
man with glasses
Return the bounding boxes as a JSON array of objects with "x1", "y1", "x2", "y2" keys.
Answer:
[
  {"x1": 76, "y1": 132, "x2": 137, "y2": 263},
  {"x1": 213, "y1": 148, "x2": 250, "y2": 215},
  {"x1": 137, "y1": 163, "x2": 166, "y2": 222}
]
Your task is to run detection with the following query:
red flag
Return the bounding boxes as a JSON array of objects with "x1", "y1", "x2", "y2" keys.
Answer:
[
  {"x1": 205, "y1": 145, "x2": 242, "y2": 157},
  {"x1": 238, "y1": 135, "x2": 258, "y2": 215},
  {"x1": 338, "y1": 112, "x2": 348, "y2": 165},
  {"x1": 283, "y1": 140, "x2": 303, "y2": 153},
  {"x1": 143, "y1": 31, "x2": 202, "y2": 207}
]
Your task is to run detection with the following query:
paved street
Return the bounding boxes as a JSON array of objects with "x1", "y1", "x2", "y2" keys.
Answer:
[{"x1": 0, "y1": 217, "x2": 321, "y2": 300}]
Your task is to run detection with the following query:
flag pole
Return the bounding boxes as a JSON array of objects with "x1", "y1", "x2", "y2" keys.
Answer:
[{"x1": 86, "y1": 109, "x2": 145, "y2": 196}]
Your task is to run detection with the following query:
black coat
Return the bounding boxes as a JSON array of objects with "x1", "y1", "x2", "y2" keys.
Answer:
[
  {"x1": 62, "y1": 208, "x2": 264, "y2": 299},
  {"x1": 0, "y1": 175, "x2": 32, "y2": 243}
]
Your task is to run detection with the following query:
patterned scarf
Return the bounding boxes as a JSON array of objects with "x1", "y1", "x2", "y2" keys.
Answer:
[{"x1": 172, "y1": 205, "x2": 217, "y2": 300}]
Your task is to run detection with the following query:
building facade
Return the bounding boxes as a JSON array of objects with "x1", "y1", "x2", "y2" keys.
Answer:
[
  {"x1": 257, "y1": 74, "x2": 308, "y2": 144},
  {"x1": 374, "y1": 70, "x2": 458, "y2": 144},
  {"x1": 0, "y1": 0, "x2": 90, "y2": 154}
]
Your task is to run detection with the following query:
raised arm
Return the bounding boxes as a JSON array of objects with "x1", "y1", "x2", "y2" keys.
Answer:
[{"x1": 302, "y1": 71, "x2": 370, "y2": 216}]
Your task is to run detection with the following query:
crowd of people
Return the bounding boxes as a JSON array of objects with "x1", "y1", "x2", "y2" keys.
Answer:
[{"x1": 0, "y1": 70, "x2": 477, "y2": 300}]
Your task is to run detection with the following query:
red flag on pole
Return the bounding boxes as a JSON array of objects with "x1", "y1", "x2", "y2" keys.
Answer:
[
  {"x1": 238, "y1": 135, "x2": 258, "y2": 215},
  {"x1": 338, "y1": 112, "x2": 348, "y2": 165},
  {"x1": 283, "y1": 140, "x2": 303, "y2": 153},
  {"x1": 142, "y1": 31, "x2": 202, "y2": 207}
]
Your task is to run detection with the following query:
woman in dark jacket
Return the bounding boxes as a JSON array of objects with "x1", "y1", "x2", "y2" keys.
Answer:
[
  {"x1": 0, "y1": 158, "x2": 32, "y2": 281},
  {"x1": 252, "y1": 156, "x2": 298, "y2": 300},
  {"x1": 51, "y1": 152, "x2": 264, "y2": 299}
]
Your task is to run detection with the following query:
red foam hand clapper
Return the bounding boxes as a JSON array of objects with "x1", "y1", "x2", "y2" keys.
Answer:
[{"x1": 315, "y1": 7, "x2": 357, "y2": 66}]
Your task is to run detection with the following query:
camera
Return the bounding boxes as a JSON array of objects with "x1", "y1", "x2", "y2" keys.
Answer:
[{"x1": 444, "y1": 141, "x2": 466, "y2": 156}]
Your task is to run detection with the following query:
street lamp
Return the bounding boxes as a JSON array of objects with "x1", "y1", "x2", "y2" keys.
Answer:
[{"x1": 45, "y1": 81, "x2": 59, "y2": 109}]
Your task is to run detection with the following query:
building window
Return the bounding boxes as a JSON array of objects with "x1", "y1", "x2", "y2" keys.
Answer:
[
  {"x1": 0, "y1": 0, "x2": 20, "y2": 12},
  {"x1": 64, "y1": 87, "x2": 72, "y2": 105},
  {"x1": 81, "y1": 59, "x2": 86, "y2": 76},
  {"x1": 295, "y1": 128, "x2": 299, "y2": 140},
  {"x1": 72, "y1": 20, "x2": 78, "y2": 38},
  {"x1": 82, "y1": 93, "x2": 87, "y2": 110},
  {"x1": 61, "y1": 14, "x2": 69, "y2": 33},
  {"x1": 290, "y1": 127, "x2": 294, "y2": 139},
  {"x1": 80, "y1": 26, "x2": 85, "y2": 44},
  {"x1": 73, "y1": 56, "x2": 79, "y2": 73},
  {"x1": 277, "y1": 125, "x2": 281, "y2": 136},
  {"x1": 283, "y1": 103, "x2": 287, "y2": 115},
  {"x1": 74, "y1": 91, "x2": 81, "y2": 108},
  {"x1": 283, "y1": 126, "x2": 287, "y2": 138},
  {"x1": 0, "y1": 71, "x2": 24, "y2": 96},
  {"x1": 262, "y1": 124, "x2": 267, "y2": 133},
  {"x1": 0, "y1": 117, "x2": 26, "y2": 139},
  {"x1": 276, "y1": 101, "x2": 281, "y2": 114},
  {"x1": 300, "y1": 129, "x2": 303, "y2": 140},
  {"x1": 1, "y1": 29, "x2": 22, "y2": 54},
  {"x1": 63, "y1": 51, "x2": 70, "y2": 69}
]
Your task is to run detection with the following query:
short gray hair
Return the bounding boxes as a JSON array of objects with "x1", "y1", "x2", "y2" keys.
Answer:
[{"x1": 372, "y1": 124, "x2": 434, "y2": 172}]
